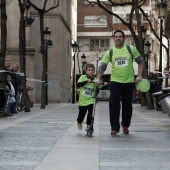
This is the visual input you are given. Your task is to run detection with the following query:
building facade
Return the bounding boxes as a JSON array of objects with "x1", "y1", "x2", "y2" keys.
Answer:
[
  {"x1": 77, "y1": 0, "x2": 170, "y2": 86},
  {"x1": 4, "y1": 0, "x2": 77, "y2": 103},
  {"x1": 77, "y1": 0, "x2": 152, "y2": 75}
]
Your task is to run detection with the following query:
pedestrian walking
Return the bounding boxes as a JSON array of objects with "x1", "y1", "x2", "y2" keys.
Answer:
[
  {"x1": 77, "y1": 63, "x2": 108, "y2": 131},
  {"x1": 95, "y1": 30, "x2": 144, "y2": 135}
]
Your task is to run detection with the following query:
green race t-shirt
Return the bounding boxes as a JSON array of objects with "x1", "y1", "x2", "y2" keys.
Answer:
[
  {"x1": 102, "y1": 44, "x2": 140, "y2": 83},
  {"x1": 78, "y1": 75, "x2": 102, "y2": 106}
]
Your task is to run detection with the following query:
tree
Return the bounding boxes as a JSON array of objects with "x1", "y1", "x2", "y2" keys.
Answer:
[
  {"x1": 0, "y1": 0, "x2": 7, "y2": 88},
  {"x1": 84, "y1": 0, "x2": 168, "y2": 109},
  {"x1": 27, "y1": 0, "x2": 60, "y2": 109},
  {"x1": 18, "y1": 0, "x2": 32, "y2": 112}
]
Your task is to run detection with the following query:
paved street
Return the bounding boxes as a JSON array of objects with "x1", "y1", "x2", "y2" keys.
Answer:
[{"x1": 0, "y1": 102, "x2": 170, "y2": 170}]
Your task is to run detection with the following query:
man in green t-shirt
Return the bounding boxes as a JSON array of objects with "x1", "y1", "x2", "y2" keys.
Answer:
[
  {"x1": 95, "y1": 30, "x2": 144, "y2": 135},
  {"x1": 77, "y1": 63, "x2": 108, "y2": 132}
]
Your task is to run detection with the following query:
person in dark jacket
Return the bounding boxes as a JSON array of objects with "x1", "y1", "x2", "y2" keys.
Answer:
[
  {"x1": 5, "y1": 59, "x2": 12, "y2": 75},
  {"x1": 11, "y1": 63, "x2": 20, "y2": 113}
]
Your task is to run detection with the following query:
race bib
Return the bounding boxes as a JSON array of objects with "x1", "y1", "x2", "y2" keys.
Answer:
[
  {"x1": 82, "y1": 87, "x2": 94, "y2": 97},
  {"x1": 115, "y1": 57, "x2": 128, "y2": 67}
]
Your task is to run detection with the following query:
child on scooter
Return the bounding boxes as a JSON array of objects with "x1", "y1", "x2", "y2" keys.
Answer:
[{"x1": 76, "y1": 63, "x2": 108, "y2": 131}]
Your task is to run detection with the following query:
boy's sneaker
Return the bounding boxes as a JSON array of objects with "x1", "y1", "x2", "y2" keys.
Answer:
[
  {"x1": 122, "y1": 126, "x2": 129, "y2": 134},
  {"x1": 111, "y1": 130, "x2": 119, "y2": 135},
  {"x1": 85, "y1": 125, "x2": 90, "y2": 131},
  {"x1": 77, "y1": 123, "x2": 82, "y2": 130}
]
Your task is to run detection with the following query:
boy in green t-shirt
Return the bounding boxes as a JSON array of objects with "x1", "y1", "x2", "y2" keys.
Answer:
[{"x1": 77, "y1": 63, "x2": 108, "y2": 131}]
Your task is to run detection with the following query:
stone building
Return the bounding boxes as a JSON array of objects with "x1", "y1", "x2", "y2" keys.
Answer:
[
  {"x1": 77, "y1": 0, "x2": 170, "y2": 84},
  {"x1": 77, "y1": 0, "x2": 153, "y2": 75},
  {"x1": 4, "y1": 0, "x2": 77, "y2": 103}
]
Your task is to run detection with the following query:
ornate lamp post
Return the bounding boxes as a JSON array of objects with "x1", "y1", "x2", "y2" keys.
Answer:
[
  {"x1": 24, "y1": 3, "x2": 34, "y2": 27},
  {"x1": 81, "y1": 54, "x2": 87, "y2": 75},
  {"x1": 43, "y1": 27, "x2": 51, "y2": 105},
  {"x1": 140, "y1": 25, "x2": 147, "y2": 40},
  {"x1": 157, "y1": 0, "x2": 167, "y2": 85},
  {"x1": 140, "y1": 25, "x2": 147, "y2": 70},
  {"x1": 144, "y1": 41, "x2": 151, "y2": 70},
  {"x1": 71, "y1": 42, "x2": 79, "y2": 104},
  {"x1": 140, "y1": 25, "x2": 147, "y2": 54},
  {"x1": 21, "y1": 3, "x2": 34, "y2": 74}
]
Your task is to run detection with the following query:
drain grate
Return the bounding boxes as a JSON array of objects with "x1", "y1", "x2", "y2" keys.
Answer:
[{"x1": 134, "y1": 130, "x2": 165, "y2": 132}]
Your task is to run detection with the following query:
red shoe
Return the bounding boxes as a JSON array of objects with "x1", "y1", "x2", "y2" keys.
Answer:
[
  {"x1": 111, "y1": 130, "x2": 119, "y2": 135},
  {"x1": 122, "y1": 126, "x2": 129, "y2": 134}
]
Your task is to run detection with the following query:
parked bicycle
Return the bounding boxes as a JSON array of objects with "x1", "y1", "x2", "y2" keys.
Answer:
[
  {"x1": 0, "y1": 88, "x2": 10, "y2": 117},
  {"x1": 16, "y1": 85, "x2": 33, "y2": 112}
]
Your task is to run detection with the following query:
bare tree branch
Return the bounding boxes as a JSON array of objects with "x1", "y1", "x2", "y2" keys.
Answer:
[
  {"x1": 139, "y1": 6, "x2": 168, "y2": 50},
  {"x1": 27, "y1": 0, "x2": 59, "y2": 13}
]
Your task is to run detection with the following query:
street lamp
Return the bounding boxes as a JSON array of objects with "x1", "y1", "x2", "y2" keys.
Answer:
[
  {"x1": 95, "y1": 56, "x2": 102, "y2": 75},
  {"x1": 140, "y1": 25, "x2": 148, "y2": 70},
  {"x1": 144, "y1": 41, "x2": 151, "y2": 70},
  {"x1": 157, "y1": 0, "x2": 167, "y2": 86},
  {"x1": 140, "y1": 25, "x2": 147, "y2": 40},
  {"x1": 140, "y1": 25, "x2": 147, "y2": 53},
  {"x1": 44, "y1": 27, "x2": 51, "y2": 105},
  {"x1": 81, "y1": 54, "x2": 87, "y2": 75},
  {"x1": 144, "y1": 41, "x2": 151, "y2": 54},
  {"x1": 22, "y1": 3, "x2": 34, "y2": 74},
  {"x1": 71, "y1": 42, "x2": 79, "y2": 104},
  {"x1": 24, "y1": 3, "x2": 34, "y2": 27}
]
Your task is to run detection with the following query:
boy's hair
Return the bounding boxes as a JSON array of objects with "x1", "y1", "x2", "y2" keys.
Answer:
[
  {"x1": 113, "y1": 30, "x2": 125, "y2": 38},
  {"x1": 86, "y1": 63, "x2": 95, "y2": 71}
]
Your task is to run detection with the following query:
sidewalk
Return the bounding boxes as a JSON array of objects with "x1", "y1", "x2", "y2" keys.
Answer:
[{"x1": 0, "y1": 102, "x2": 170, "y2": 170}]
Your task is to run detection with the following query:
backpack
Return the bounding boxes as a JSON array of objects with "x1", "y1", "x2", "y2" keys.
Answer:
[{"x1": 109, "y1": 45, "x2": 133, "y2": 62}]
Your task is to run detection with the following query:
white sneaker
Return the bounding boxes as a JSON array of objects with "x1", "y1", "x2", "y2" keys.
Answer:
[
  {"x1": 77, "y1": 123, "x2": 82, "y2": 130},
  {"x1": 85, "y1": 125, "x2": 90, "y2": 131}
]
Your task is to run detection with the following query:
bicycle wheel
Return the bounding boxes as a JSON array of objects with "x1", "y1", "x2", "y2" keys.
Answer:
[{"x1": 16, "y1": 92, "x2": 25, "y2": 112}]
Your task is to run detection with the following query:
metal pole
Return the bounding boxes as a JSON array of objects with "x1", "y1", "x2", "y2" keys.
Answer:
[
  {"x1": 146, "y1": 54, "x2": 149, "y2": 70},
  {"x1": 159, "y1": 18, "x2": 163, "y2": 86},
  {"x1": 45, "y1": 41, "x2": 48, "y2": 105},
  {"x1": 72, "y1": 52, "x2": 75, "y2": 103},
  {"x1": 77, "y1": 49, "x2": 81, "y2": 75},
  {"x1": 23, "y1": 25, "x2": 26, "y2": 74}
]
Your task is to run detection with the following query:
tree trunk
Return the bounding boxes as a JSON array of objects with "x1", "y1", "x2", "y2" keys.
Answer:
[
  {"x1": 18, "y1": 0, "x2": 30, "y2": 112},
  {"x1": 0, "y1": 0, "x2": 7, "y2": 88},
  {"x1": 39, "y1": 12, "x2": 46, "y2": 109},
  {"x1": 134, "y1": 2, "x2": 153, "y2": 109}
]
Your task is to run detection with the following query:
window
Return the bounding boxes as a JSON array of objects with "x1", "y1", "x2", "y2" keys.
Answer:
[
  {"x1": 84, "y1": 15, "x2": 107, "y2": 27},
  {"x1": 113, "y1": 12, "x2": 149, "y2": 23},
  {"x1": 126, "y1": 13, "x2": 141, "y2": 22},
  {"x1": 113, "y1": 13, "x2": 125, "y2": 23},
  {"x1": 90, "y1": 39, "x2": 110, "y2": 51}
]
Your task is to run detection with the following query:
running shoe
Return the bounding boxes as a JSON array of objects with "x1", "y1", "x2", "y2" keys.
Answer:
[
  {"x1": 77, "y1": 123, "x2": 82, "y2": 130},
  {"x1": 111, "y1": 130, "x2": 119, "y2": 135},
  {"x1": 122, "y1": 126, "x2": 129, "y2": 134}
]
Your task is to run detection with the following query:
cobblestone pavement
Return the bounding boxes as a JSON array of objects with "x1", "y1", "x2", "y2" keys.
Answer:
[{"x1": 0, "y1": 102, "x2": 170, "y2": 170}]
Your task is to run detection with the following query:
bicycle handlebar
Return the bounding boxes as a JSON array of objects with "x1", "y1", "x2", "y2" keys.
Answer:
[
  {"x1": 19, "y1": 85, "x2": 33, "y2": 91},
  {"x1": 90, "y1": 81, "x2": 109, "y2": 86}
]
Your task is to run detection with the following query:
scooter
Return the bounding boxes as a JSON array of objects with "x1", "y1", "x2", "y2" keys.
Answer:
[{"x1": 86, "y1": 88, "x2": 99, "y2": 137}]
